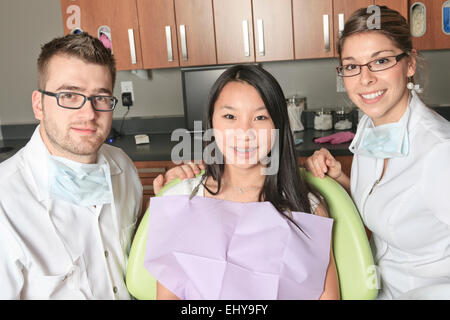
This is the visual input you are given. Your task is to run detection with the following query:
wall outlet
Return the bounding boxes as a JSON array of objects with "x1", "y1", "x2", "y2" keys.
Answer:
[{"x1": 120, "y1": 81, "x2": 134, "y2": 101}]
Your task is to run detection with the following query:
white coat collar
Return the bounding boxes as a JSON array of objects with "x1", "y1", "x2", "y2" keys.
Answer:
[{"x1": 23, "y1": 125, "x2": 122, "y2": 202}]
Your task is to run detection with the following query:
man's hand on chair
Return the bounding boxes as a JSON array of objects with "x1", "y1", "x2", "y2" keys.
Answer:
[{"x1": 153, "y1": 162, "x2": 205, "y2": 195}]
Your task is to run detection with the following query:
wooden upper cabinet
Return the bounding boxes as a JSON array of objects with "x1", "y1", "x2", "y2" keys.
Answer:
[
  {"x1": 136, "y1": 0, "x2": 179, "y2": 69},
  {"x1": 293, "y1": 0, "x2": 335, "y2": 59},
  {"x1": 252, "y1": 0, "x2": 294, "y2": 62},
  {"x1": 61, "y1": 0, "x2": 143, "y2": 70},
  {"x1": 174, "y1": 0, "x2": 217, "y2": 67},
  {"x1": 213, "y1": 0, "x2": 255, "y2": 64},
  {"x1": 333, "y1": 0, "x2": 373, "y2": 56},
  {"x1": 409, "y1": 0, "x2": 450, "y2": 50},
  {"x1": 375, "y1": 0, "x2": 408, "y2": 18}
]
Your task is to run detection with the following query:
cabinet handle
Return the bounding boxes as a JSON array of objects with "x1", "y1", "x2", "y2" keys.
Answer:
[
  {"x1": 180, "y1": 25, "x2": 188, "y2": 61},
  {"x1": 242, "y1": 20, "x2": 250, "y2": 57},
  {"x1": 323, "y1": 14, "x2": 330, "y2": 52},
  {"x1": 257, "y1": 19, "x2": 265, "y2": 56},
  {"x1": 128, "y1": 28, "x2": 137, "y2": 65},
  {"x1": 338, "y1": 13, "x2": 345, "y2": 37},
  {"x1": 165, "y1": 26, "x2": 174, "y2": 62}
]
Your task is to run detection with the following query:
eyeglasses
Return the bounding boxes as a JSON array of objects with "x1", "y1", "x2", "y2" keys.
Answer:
[
  {"x1": 38, "y1": 90, "x2": 118, "y2": 112},
  {"x1": 336, "y1": 52, "x2": 408, "y2": 77}
]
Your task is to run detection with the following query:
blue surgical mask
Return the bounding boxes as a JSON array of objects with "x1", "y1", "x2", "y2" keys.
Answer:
[
  {"x1": 350, "y1": 106, "x2": 410, "y2": 159},
  {"x1": 48, "y1": 155, "x2": 113, "y2": 206}
]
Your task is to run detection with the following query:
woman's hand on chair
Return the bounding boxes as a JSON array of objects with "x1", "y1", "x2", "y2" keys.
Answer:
[
  {"x1": 305, "y1": 148, "x2": 342, "y2": 179},
  {"x1": 153, "y1": 162, "x2": 205, "y2": 195}
]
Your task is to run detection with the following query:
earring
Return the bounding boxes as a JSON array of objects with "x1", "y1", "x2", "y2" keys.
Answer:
[
  {"x1": 407, "y1": 78, "x2": 423, "y2": 93},
  {"x1": 407, "y1": 81, "x2": 415, "y2": 90}
]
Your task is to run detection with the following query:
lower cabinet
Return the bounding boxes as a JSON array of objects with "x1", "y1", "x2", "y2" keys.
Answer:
[{"x1": 134, "y1": 161, "x2": 177, "y2": 198}]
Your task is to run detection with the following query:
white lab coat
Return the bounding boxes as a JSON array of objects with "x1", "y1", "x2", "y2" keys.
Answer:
[
  {"x1": 350, "y1": 92, "x2": 450, "y2": 299},
  {"x1": 0, "y1": 126, "x2": 143, "y2": 299}
]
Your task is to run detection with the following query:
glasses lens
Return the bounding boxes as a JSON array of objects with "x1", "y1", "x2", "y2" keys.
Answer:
[
  {"x1": 369, "y1": 56, "x2": 397, "y2": 72},
  {"x1": 58, "y1": 92, "x2": 86, "y2": 108},
  {"x1": 92, "y1": 96, "x2": 116, "y2": 111},
  {"x1": 339, "y1": 64, "x2": 360, "y2": 77}
]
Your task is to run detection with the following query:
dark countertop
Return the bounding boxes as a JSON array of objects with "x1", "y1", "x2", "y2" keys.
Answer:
[
  {"x1": 0, "y1": 129, "x2": 353, "y2": 164},
  {"x1": 2, "y1": 106, "x2": 448, "y2": 164}
]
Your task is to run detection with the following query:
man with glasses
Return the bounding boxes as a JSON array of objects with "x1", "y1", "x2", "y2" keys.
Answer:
[{"x1": 0, "y1": 33, "x2": 142, "y2": 299}]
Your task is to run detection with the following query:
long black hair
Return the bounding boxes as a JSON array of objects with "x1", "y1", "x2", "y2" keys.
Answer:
[{"x1": 200, "y1": 64, "x2": 314, "y2": 219}]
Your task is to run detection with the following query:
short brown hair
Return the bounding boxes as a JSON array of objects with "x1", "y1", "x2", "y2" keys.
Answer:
[{"x1": 37, "y1": 32, "x2": 116, "y2": 90}]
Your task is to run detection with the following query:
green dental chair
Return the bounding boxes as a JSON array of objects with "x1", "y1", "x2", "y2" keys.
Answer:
[{"x1": 125, "y1": 169, "x2": 378, "y2": 300}]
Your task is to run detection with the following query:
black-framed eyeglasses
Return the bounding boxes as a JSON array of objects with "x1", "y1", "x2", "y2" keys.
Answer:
[
  {"x1": 38, "y1": 90, "x2": 118, "y2": 112},
  {"x1": 337, "y1": 52, "x2": 409, "y2": 77}
]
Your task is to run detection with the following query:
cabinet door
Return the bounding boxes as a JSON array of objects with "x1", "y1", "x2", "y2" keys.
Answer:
[
  {"x1": 61, "y1": 0, "x2": 143, "y2": 70},
  {"x1": 293, "y1": 0, "x2": 334, "y2": 59},
  {"x1": 174, "y1": 0, "x2": 217, "y2": 67},
  {"x1": 333, "y1": 0, "x2": 373, "y2": 56},
  {"x1": 375, "y1": 0, "x2": 408, "y2": 19},
  {"x1": 252, "y1": 0, "x2": 294, "y2": 62},
  {"x1": 213, "y1": 0, "x2": 255, "y2": 64},
  {"x1": 136, "y1": 0, "x2": 179, "y2": 69},
  {"x1": 410, "y1": 0, "x2": 450, "y2": 50}
]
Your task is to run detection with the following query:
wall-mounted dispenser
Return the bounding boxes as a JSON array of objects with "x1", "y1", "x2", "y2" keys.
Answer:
[
  {"x1": 443, "y1": 1, "x2": 450, "y2": 35},
  {"x1": 98, "y1": 25, "x2": 113, "y2": 53},
  {"x1": 410, "y1": 2, "x2": 427, "y2": 37}
]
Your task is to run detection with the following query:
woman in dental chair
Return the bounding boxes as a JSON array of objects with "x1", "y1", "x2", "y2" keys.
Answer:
[{"x1": 144, "y1": 64, "x2": 340, "y2": 300}]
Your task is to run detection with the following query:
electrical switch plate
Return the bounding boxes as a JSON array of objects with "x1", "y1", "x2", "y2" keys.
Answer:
[{"x1": 120, "y1": 81, "x2": 134, "y2": 101}]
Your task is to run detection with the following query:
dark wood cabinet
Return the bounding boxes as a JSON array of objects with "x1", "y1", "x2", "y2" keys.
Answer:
[
  {"x1": 136, "y1": 0, "x2": 179, "y2": 69},
  {"x1": 174, "y1": 0, "x2": 217, "y2": 67},
  {"x1": 252, "y1": 0, "x2": 295, "y2": 62},
  {"x1": 61, "y1": 0, "x2": 143, "y2": 70},
  {"x1": 61, "y1": 0, "x2": 448, "y2": 69},
  {"x1": 213, "y1": 0, "x2": 255, "y2": 64},
  {"x1": 293, "y1": 0, "x2": 335, "y2": 60}
]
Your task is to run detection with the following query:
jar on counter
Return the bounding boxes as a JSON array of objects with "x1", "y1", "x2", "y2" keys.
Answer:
[
  {"x1": 286, "y1": 96, "x2": 306, "y2": 132},
  {"x1": 314, "y1": 110, "x2": 333, "y2": 131},
  {"x1": 334, "y1": 108, "x2": 353, "y2": 130}
]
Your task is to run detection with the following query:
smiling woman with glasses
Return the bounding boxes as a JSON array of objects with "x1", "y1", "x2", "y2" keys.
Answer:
[
  {"x1": 38, "y1": 90, "x2": 118, "y2": 111},
  {"x1": 305, "y1": 5, "x2": 450, "y2": 300}
]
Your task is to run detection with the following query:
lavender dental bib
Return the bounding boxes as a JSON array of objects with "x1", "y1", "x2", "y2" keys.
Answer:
[{"x1": 144, "y1": 195, "x2": 333, "y2": 300}]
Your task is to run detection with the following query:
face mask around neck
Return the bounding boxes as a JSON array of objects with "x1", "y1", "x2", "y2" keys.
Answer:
[
  {"x1": 48, "y1": 155, "x2": 113, "y2": 206},
  {"x1": 350, "y1": 106, "x2": 410, "y2": 159}
]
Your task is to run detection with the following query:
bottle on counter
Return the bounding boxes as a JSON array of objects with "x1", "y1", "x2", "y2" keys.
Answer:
[
  {"x1": 286, "y1": 96, "x2": 306, "y2": 132},
  {"x1": 314, "y1": 109, "x2": 333, "y2": 131},
  {"x1": 333, "y1": 107, "x2": 354, "y2": 130}
]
